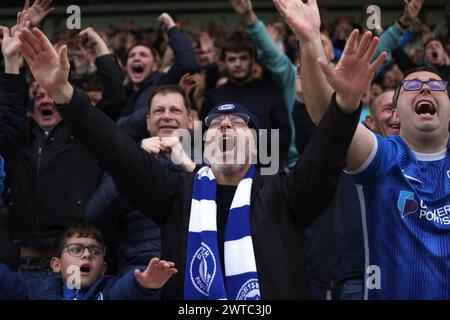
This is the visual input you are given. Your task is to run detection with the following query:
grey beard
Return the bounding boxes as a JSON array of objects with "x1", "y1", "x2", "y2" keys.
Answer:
[{"x1": 210, "y1": 163, "x2": 245, "y2": 175}]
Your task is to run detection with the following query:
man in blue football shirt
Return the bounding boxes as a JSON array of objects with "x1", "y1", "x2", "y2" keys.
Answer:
[
  {"x1": 343, "y1": 66, "x2": 450, "y2": 299},
  {"x1": 276, "y1": 0, "x2": 449, "y2": 299}
]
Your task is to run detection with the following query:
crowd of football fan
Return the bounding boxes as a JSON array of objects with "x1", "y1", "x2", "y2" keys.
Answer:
[{"x1": 0, "y1": 0, "x2": 449, "y2": 300}]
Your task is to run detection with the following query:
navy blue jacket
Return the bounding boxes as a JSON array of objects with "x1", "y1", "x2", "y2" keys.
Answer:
[
  {"x1": 121, "y1": 27, "x2": 199, "y2": 118},
  {"x1": 0, "y1": 262, "x2": 159, "y2": 300},
  {"x1": 293, "y1": 100, "x2": 363, "y2": 292},
  {"x1": 85, "y1": 173, "x2": 161, "y2": 276},
  {"x1": 117, "y1": 107, "x2": 148, "y2": 142},
  {"x1": 93, "y1": 54, "x2": 127, "y2": 121}
]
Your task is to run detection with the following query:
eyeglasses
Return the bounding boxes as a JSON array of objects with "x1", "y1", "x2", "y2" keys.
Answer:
[
  {"x1": 400, "y1": 79, "x2": 448, "y2": 92},
  {"x1": 205, "y1": 113, "x2": 250, "y2": 128},
  {"x1": 393, "y1": 79, "x2": 448, "y2": 105},
  {"x1": 62, "y1": 243, "x2": 105, "y2": 258}
]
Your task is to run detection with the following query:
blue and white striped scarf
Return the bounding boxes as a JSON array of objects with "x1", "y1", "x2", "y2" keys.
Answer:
[{"x1": 184, "y1": 165, "x2": 261, "y2": 300}]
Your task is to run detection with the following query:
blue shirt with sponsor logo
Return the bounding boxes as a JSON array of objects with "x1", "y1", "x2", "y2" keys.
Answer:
[{"x1": 350, "y1": 133, "x2": 450, "y2": 300}]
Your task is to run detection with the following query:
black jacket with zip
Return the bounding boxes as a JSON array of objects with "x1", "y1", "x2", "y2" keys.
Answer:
[
  {"x1": 57, "y1": 89, "x2": 360, "y2": 299},
  {"x1": 0, "y1": 72, "x2": 102, "y2": 243}
]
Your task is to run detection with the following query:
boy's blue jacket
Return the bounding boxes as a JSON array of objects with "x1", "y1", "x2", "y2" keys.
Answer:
[{"x1": 0, "y1": 263, "x2": 160, "y2": 300}]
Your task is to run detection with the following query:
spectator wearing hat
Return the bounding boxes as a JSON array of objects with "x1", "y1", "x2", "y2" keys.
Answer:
[
  {"x1": 18, "y1": 25, "x2": 380, "y2": 299},
  {"x1": 200, "y1": 32, "x2": 291, "y2": 171}
]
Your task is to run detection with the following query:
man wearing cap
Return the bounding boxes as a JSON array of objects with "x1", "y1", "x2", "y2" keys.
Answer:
[
  {"x1": 18, "y1": 27, "x2": 379, "y2": 299},
  {"x1": 199, "y1": 33, "x2": 291, "y2": 171}
]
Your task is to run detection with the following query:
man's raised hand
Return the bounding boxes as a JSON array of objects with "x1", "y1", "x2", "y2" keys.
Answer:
[
  {"x1": 1, "y1": 11, "x2": 30, "y2": 73},
  {"x1": 24, "y1": 0, "x2": 55, "y2": 27},
  {"x1": 272, "y1": 0, "x2": 321, "y2": 42},
  {"x1": 19, "y1": 27, "x2": 73, "y2": 104},
  {"x1": 317, "y1": 29, "x2": 387, "y2": 113},
  {"x1": 158, "y1": 13, "x2": 176, "y2": 30},
  {"x1": 400, "y1": 0, "x2": 424, "y2": 27},
  {"x1": 229, "y1": 0, "x2": 257, "y2": 24},
  {"x1": 229, "y1": 0, "x2": 253, "y2": 15},
  {"x1": 134, "y1": 257, "x2": 178, "y2": 290},
  {"x1": 79, "y1": 27, "x2": 110, "y2": 57}
]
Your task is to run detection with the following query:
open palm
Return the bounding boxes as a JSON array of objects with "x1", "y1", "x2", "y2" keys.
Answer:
[
  {"x1": 272, "y1": 0, "x2": 320, "y2": 41},
  {"x1": 330, "y1": 53, "x2": 374, "y2": 101},
  {"x1": 403, "y1": 0, "x2": 424, "y2": 22},
  {"x1": 30, "y1": 49, "x2": 68, "y2": 92},
  {"x1": 19, "y1": 28, "x2": 69, "y2": 95},
  {"x1": 319, "y1": 29, "x2": 387, "y2": 111},
  {"x1": 229, "y1": 0, "x2": 253, "y2": 15},
  {"x1": 26, "y1": 0, "x2": 55, "y2": 26},
  {"x1": 1, "y1": 11, "x2": 29, "y2": 60},
  {"x1": 135, "y1": 257, "x2": 178, "y2": 289},
  {"x1": 1, "y1": 29, "x2": 21, "y2": 60}
]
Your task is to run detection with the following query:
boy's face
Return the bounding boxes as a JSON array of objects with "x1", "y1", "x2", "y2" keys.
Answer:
[{"x1": 51, "y1": 236, "x2": 106, "y2": 289}]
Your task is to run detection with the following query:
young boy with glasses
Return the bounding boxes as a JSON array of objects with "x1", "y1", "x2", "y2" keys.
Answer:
[{"x1": 0, "y1": 224, "x2": 177, "y2": 300}]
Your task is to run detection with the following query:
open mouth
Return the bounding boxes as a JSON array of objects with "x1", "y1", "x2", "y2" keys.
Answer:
[
  {"x1": 219, "y1": 134, "x2": 235, "y2": 152},
  {"x1": 131, "y1": 64, "x2": 144, "y2": 74},
  {"x1": 80, "y1": 264, "x2": 91, "y2": 274},
  {"x1": 388, "y1": 124, "x2": 400, "y2": 129},
  {"x1": 415, "y1": 100, "x2": 436, "y2": 116},
  {"x1": 159, "y1": 125, "x2": 177, "y2": 130},
  {"x1": 40, "y1": 108, "x2": 54, "y2": 117},
  {"x1": 432, "y1": 51, "x2": 438, "y2": 59}
]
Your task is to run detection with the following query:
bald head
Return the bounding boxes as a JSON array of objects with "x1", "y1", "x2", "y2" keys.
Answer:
[{"x1": 365, "y1": 91, "x2": 400, "y2": 137}]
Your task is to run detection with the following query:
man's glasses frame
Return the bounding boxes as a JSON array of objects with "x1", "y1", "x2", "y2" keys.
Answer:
[
  {"x1": 204, "y1": 113, "x2": 250, "y2": 128},
  {"x1": 61, "y1": 243, "x2": 106, "y2": 258},
  {"x1": 393, "y1": 79, "x2": 448, "y2": 105}
]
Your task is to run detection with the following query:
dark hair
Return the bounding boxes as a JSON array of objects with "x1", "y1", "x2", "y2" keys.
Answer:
[
  {"x1": 126, "y1": 44, "x2": 160, "y2": 67},
  {"x1": 54, "y1": 224, "x2": 104, "y2": 257},
  {"x1": 392, "y1": 66, "x2": 448, "y2": 105},
  {"x1": 424, "y1": 37, "x2": 444, "y2": 51},
  {"x1": 220, "y1": 31, "x2": 255, "y2": 61},
  {"x1": 147, "y1": 84, "x2": 191, "y2": 113},
  {"x1": 83, "y1": 74, "x2": 103, "y2": 92}
]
